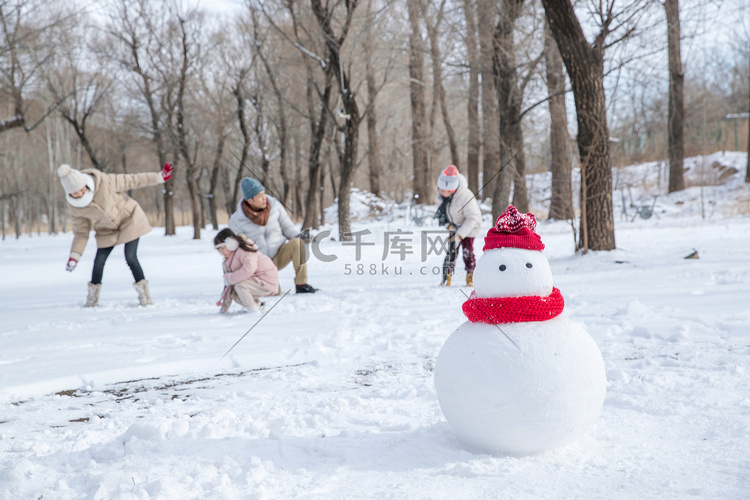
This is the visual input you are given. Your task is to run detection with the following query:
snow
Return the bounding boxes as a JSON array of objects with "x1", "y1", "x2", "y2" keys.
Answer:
[
  {"x1": 1, "y1": 152, "x2": 750, "y2": 498},
  {"x1": 435, "y1": 319, "x2": 606, "y2": 456}
]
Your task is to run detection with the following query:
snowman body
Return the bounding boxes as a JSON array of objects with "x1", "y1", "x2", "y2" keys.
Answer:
[{"x1": 434, "y1": 245, "x2": 606, "y2": 456}]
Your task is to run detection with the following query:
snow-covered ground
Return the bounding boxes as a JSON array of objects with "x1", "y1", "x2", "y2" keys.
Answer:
[{"x1": 1, "y1": 153, "x2": 749, "y2": 499}]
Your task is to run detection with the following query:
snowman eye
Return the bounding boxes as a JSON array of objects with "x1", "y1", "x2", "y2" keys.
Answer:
[
  {"x1": 526, "y1": 263, "x2": 533, "y2": 268},
  {"x1": 499, "y1": 265, "x2": 506, "y2": 271}
]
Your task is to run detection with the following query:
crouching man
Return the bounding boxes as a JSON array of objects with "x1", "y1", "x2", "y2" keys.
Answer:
[{"x1": 228, "y1": 178, "x2": 318, "y2": 294}]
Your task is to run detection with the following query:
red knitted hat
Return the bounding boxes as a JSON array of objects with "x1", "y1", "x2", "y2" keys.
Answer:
[{"x1": 483, "y1": 205, "x2": 544, "y2": 251}]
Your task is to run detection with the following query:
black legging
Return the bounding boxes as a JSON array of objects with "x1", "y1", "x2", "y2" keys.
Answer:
[{"x1": 91, "y1": 238, "x2": 145, "y2": 285}]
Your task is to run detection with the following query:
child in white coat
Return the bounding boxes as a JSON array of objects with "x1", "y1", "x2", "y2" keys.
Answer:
[{"x1": 434, "y1": 165, "x2": 482, "y2": 286}]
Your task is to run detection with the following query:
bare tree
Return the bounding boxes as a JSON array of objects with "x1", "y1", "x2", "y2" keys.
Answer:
[
  {"x1": 103, "y1": 0, "x2": 176, "y2": 235},
  {"x1": 461, "y1": 0, "x2": 481, "y2": 194},
  {"x1": 493, "y1": 0, "x2": 529, "y2": 214},
  {"x1": 46, "y1": 15, "x2": 116, "y2": 172},
  {"x1": 363, "y1": 0, "x2": 381, "y2": 198},
  {"x1": 731, "y1": 2, "x2": 749, "y2": 183},
  {"x1": 205, "y1": 124, "x2": 227, "y2": 230},
  {"x1": 247, "y1": 5, "x2": 291, "y2": 207},
  {"x1": 364, "y1": 44, "x2": 382, "y2": 198},
  {"x1": 665, "y1": 0, "x2": 685, "y2": 193},
  {"x1": 232, "y1": 66, "x2": 254, "y2": 214},
  {"x1": 250, "y1": 89, "x2": 272, "y2": 186},
  {"x1": 0, "y1": 0, "x2": 68, "y2": 135},
  {"x1": 408, "y1": 0, "x2": 430, "y2": 204},
  {"x1": 310, "y1": 0, "x2": 361, "y2": 240},
  {"x1": 426, "y1": 0, "x2": 459, "y2": 170},
  {"x1": 544, "y1": 21, "x2": 573, "y2": 220},
  {"x1": 272, "y1": 0, "x2": 334, "y2": 231},
  {"x1": 540, "y1": 0, "x2": 647, "y2": 251},
  {"x1": 476, "y1": 0, "x2": 501, "y2": 206},
  {"x1": 197, "y1": 30, "x2": 235, "y2": 230},
  {"x1": 171, "y1": 6, "x2": 205, "y2": 240}
]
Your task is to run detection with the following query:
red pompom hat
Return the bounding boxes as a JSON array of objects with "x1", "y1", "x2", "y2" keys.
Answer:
[
  {"x1": 436, "y1": 164, "x2": 460, "y2": 191},
  {"x1": 483, "y1": 205, "x2": 544, "y2": 252}
]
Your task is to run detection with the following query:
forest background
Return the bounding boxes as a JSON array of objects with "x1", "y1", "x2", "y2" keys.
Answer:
[{"x1": 0, "y1": 0, "x2": 748, "y2": 251}]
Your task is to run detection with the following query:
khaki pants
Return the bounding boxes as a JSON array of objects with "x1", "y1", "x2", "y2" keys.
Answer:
[
  {"x1": 272, "y1": 238, "x2": 307, "y2": 285},
  {"x1": 232, "y1": 278, "x2": 273, "y2": 310}
]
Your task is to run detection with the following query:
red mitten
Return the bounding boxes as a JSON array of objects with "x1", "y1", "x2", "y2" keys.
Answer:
[
  {"x1": 65, "y1": 257, "x2": 78, "y2": 272},
  {"x1": 160, "y1": 162, "x2": 173, "y2": 182}
]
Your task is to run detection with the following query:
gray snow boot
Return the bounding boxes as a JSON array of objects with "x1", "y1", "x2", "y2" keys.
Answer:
[
  {"x1": 84, "y1": 282, "x2": 102, "y2": 307},
  {"x1": 133, "y1": 279, "x2": 153, "y2": 306}
]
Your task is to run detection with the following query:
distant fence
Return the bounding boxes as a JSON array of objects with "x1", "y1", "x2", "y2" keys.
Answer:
[{"x1": 720, "y1": 113, "x2": 749, "y2": 152}]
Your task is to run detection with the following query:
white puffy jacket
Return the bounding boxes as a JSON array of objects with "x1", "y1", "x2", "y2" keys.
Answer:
[
  {"x1": 434, "y1": 174, "x2": 483, "y2": 240},
  {"x1": 228, "y1": 196, "x2": 299, "y2": 258}
]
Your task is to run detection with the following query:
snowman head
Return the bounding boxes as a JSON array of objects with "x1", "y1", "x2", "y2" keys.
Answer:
[
  {"x1": 474, "y1": 206, "x2": 553, "y2": 298},
  {"x1": 474, "y1": 247, "x2": 553, "y2": 298}
]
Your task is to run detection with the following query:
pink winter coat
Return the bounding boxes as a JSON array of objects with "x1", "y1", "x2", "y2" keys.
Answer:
[{"x1": 223, "y1": 247, "x2": 279, "y2": 294}]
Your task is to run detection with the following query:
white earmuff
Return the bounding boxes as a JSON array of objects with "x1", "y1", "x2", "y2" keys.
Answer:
[{"x1": 225, "y1": 237, "x2": 240, "y2": 251}]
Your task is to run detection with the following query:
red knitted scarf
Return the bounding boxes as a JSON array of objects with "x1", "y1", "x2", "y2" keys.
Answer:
[{"x1": 462, "y1": 287, "x2": 564, "y2": 324}]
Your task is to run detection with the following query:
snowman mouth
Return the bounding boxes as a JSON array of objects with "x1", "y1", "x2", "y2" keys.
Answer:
[{"x1": 462, "y1": 288, "x2": 564, "y2": 324}]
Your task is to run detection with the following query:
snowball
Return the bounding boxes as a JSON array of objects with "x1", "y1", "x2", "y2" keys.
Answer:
[
  {"x1": 473, "y1": 248, "x2": 553, "y2": 298},
  {"x1": 434, "y1": 318, "x2": 606, "y2": 456}
]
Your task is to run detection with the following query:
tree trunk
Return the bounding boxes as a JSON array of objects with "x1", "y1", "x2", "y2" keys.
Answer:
[
  {"x1": 310, "y1": 0, "x2": 361, "y2": 241},
  {"x1": 542, "y1": 0, "x2": 615, "y2": 251},
  {"x1": 477, "y1": 0, "x2": 501, "y2": 207},
  {"x1": 319, "y1": 152, "x2": 327, "y2": 228},
  {"x1": 293, "y1": 136, "x2": 304, "y2": 219},
  {"x1": 301, "y1": 75, "x2": 332, "y2": 232},
  {"x1": 493, "y1": 0, "x2": 526, "y2": 214},
  {"x1": 365, "y1": 43, "x2": 382, "y2": 198},
  {"x1": 134, "y1": 62, "x2": 173, "y2": 235},
  {"x1": 252, "y1": 93, "x2": 272, "y2": 189},
  {"x1": 44, "y1": 116, "x2": 58, "y2": 235},
  {"x1": 427, "y1": 14, "x2": 460, "y2": 169},
  {"x1": 462, "y1": 0, "x2": 481, "y2": 195},
  {"x1": 337, "y1": 114, "x2": 360, "y2": 241},
  {"x1": 666, "y1": 0, "x2": 685, "y2": 193},
  {"x1": 11, "y1": 196, "x2": 21, "y2": 239},
  {"x1": 408, "y1": 0, "x2": 430, "y2": 204},
  {"x1": 545, "y1": 22, "x2": 574, "y2": 220},
  {"x1": 207, "y1": 133, "x2": 225, "y2": 229},
  {"x1": 175, "y1": 21, "x2": 201, "y2": 240},
  {"x1": 232, "y1": 75, "x2": 251, "y2": 213},
  {"x1": 510, "y1": 134, "x2": 529, "y2": 212},
  {"x1": 255, "y1": 24, "x2": 290, "y2": 207}
]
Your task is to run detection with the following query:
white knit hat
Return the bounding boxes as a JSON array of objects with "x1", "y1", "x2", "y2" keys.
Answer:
[
  {"x1": 437, "y1": 165, "x2": 460, "y2": 191},
  {"x1": 58, "y1": 164, "x2": 88, "y2": 194}
]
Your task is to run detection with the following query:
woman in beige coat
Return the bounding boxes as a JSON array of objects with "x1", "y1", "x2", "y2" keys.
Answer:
[{"x1": 58, "y1": 162, "x2": 173, "y2": 307}]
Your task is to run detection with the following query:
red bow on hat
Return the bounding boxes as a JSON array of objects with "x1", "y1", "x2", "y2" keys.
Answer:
[{"x1": 483, "y1": 205, "x2": 544, "y2": 252}]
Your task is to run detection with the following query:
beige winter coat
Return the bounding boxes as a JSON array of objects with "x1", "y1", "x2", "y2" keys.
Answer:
[
  {"x1": 68, "y1": 169, "x2": 162, "y2": 259},
  {"x1": 435, "y1": 174, "x2": 483, "y2": 240}
]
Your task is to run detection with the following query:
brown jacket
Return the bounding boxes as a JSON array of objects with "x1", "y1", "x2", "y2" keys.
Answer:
[{"x1": 68, "y1": 169, "x2": 161, "y2": 259}]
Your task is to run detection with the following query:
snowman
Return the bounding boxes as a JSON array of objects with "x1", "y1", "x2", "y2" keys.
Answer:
[{"x1": 434, "y1": 206, "x2": 606, "y2": 456}]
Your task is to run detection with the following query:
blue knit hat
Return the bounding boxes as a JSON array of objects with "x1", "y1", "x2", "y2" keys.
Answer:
[{"x1": 241, "y1": 178, "x2": 264, "y2": 200}]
